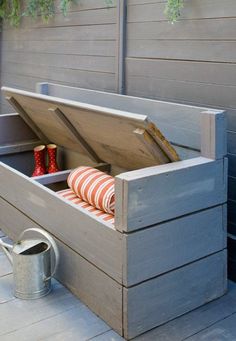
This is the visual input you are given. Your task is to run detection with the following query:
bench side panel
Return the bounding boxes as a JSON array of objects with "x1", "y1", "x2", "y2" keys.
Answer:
[
  {"x1": 115, "y1": 157, "x2": 227, "y2": 232},
  {"x1": 0, "y1": 197, "x2": 123, "y2": 335},
  {"x1": 0, "y1": 162, "x2": 123, "y2": 283},
  {"x1": 124, "y1": 205, "x2": 227, "y2": 286},
  {"x1": 123, "y1": 250, "x2": 227, "y2": 339}
]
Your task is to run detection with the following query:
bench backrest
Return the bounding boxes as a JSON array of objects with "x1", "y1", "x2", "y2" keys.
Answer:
[{"x1": 37, "y1": 82, "x2": 226, "y2": 160}]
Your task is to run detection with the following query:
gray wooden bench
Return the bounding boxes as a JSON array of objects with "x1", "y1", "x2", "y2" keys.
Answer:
[{"x1": 0, "y1": 83, "x2": 227, "y2": 340}]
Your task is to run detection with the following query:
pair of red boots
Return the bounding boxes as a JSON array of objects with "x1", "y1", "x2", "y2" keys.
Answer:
[{"x1": 32, "y1": 144, "x2": 60, "y2": 177}]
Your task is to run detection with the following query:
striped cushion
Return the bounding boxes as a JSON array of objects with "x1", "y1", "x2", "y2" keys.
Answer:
[
  {"x1": 58, "y1": 189, "x2": 114, "y2": 225},
  {"x1": 67, "y1": 166, "x2": 115, "y2": 214}
]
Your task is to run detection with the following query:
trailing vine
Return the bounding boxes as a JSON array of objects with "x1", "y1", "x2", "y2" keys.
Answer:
[
  {"x1": 165, "y1": 0, "x2": 184, "y2": 23},
  {"x1": 0, "y1": 0, "x2": 84, "y2": 26},
  {"x1": 0, "y1": 0, "x2": 184, "y2": 27}
]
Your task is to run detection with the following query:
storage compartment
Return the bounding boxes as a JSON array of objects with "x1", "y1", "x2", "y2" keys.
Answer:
[{"x1": 0, "y1": 83, "x2": 228, "y2": 339}]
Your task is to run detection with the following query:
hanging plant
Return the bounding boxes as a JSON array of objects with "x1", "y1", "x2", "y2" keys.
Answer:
[
  {"x1": 0, "y1": 0, "x2": 89, "y2": 26},
  {"x1": 25, "y1": 0, "x2": 55, "y2": 22},
  {"x1": 0, "y1": 0, "x2": 22, "y2": 26},
  {"x1": 0, "y1": 0, "x2": 184, "y2": 27},
  {"x1": 165, "y1": 0, "x2": 184, "y2": 23}
]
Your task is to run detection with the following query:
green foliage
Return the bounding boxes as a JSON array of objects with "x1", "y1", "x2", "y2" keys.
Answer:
[
  {"x1": 165, "y1": 0, "x2": 184, "y2": 23},
  {"x1": 0, "y1": 0, "x2": 184, "y2": 27},
  {"x1": 26, "y1": 0, "x2": 55, "y2": 22},
  {"x1": 0, "y1": 0, "x2": 21, "y2": 26},
  {"x1": 0, "y1": 0, "x2": 105, "y2": 26},
  {"x1": 60, "y1": 0, "x2": 76, "y2": 17}
]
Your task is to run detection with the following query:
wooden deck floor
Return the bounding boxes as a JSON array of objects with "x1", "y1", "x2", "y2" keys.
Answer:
[{"x1": 1, "y1": 234, "x2": 236, "y2": 340}]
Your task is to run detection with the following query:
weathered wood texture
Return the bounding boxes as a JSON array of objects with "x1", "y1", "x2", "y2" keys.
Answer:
[
  {"x1": 40, "y1": 82, "x2": 227, "y2": 161},
  {"x1": 0, "y1": 0, "x2": 118, "y2": 113},
  {"x1": 0, "y1": 0, "x2": 235, "y2": 206},
  {"x1": 123, "y1": 250, "x2": 227, "y2": 339},
  {"x1": 125, "y1": 1, "x2": 236, "y2": 252},
  {"x1": 2, "y1": 87, "x2": 180, "y2": 170},
  {"x1": 0, "y1": 197, "x2": 123, "y2": 335},
  {"x1": 115, "y1": 157, "x2": 227, "y2": 232},
  {"x1": 0, "y1": 162, "x2": 123, "y2": 283},
  {"x1": 123, "y1": 205, "x2": 227, "y2": 286}
]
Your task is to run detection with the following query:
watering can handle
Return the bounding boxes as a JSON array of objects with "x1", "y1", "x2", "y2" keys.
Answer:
[{"x1": 17, "y1": 228, "x2": 59, "y2": 281}]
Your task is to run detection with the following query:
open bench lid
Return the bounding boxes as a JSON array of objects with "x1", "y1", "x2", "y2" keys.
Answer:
[{"x1": 2, "y1": 86, "x2": 180, "y2": 170}]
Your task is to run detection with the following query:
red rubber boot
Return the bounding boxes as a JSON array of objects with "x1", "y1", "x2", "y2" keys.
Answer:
[
  {"x1": 47, "y1": 144, "x2": 60, "y2": 173},
  {"x1": 32, "y1": 145, "x2": 47, "y2": 177}
]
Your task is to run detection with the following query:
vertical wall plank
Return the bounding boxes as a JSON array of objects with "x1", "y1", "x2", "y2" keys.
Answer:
[{"x1": 116, "y1": 0, "x2": 127, "y2": 94}]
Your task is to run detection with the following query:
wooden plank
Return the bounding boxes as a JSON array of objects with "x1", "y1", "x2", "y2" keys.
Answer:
[
  {"x1": 1, "y1": 68, "x2": 116, "y2": 94},
  {"x1": 5, "y1": 96, "x2": 49, "y2": 144},
  {"x1": 0, "y1": 197, "x2": 123, "y2": 335},
  {"x1": 115, "y1": 157, "x2": 227, "y2": 232},
  {"x1": 43, "y1": 82, "x2": 204, "y2": 151},
  {"x1": 15, "y1": 7, "x2": 116, "y2": 29},
  {"x1": 123, "y1": 250, "x2": 227, "y2": 339},
  {"x1": 0, "y1": 141, "x2": 41, "y2": 156},
  {"x1": 0, "y1": 113, "x2": 37, "y2": 144},
  {"x1": 127, "y1": 19, "x2": 236, "y2": 40},
  {"x1": 2, "y1": 52, "x2": 115, "y2": 74},
  {"x1": 34, "y1": 163, "x2": 111, "y2": 185},
  {"x1": 127, "y1": 40, "x2": 236, "y2": 63},
  {"x1": 0, "y1": 253, "x2": 12, "y2": 278},
  {"x1": 0, "y1": 162, "x2": 123, "y2": 283},
  {"x1": 0, "y1": 303, "x2": 111, "y2": 341},
  {"x1": 126, "y1": 58, "x2": 236, "y2": 88},
  {"x1": 186, "y1": 313, "x2": 236, "y2": 341},
  {"x1": 2, "y1": 40, "x2": 116, "y2": 57},
  {"x1": 49, "y1": 107, "x2": 101, "y2": 163},
  {"x1": 2, "y1": 25, "x2": 116, "y2": 42},
  {"x1": 0, "y1": 284, "x2": 83, "y2": 337},
  {"x1": 124, "y1": 205, "x2": 226, "y2": 286},
  {"x1": 201, "y1": 110, "x2": 227, "y2": 159},
  {"x1": 0, "y1": 274, "x2": 15, "y2": 304},
  {"x1": 133, "y1": 128, "x2": 169, "y2": 164},
  {"x1": 0, "y1": 152, "x2": 34, "y2": 177},
  {"x1": 116, "y1": 0, "x2": 127, "y2": 94},
  {"x1": 126, "y1": 76, "x2": 236, "y2": 110},
  {"x1": 174, "y1": 146, "x2": 200, "y2": 160},
  {"x1": 134, "y1": 282, "x2": 236, "y2": 341},
  {"x1": 91, "y1": 330, "x2": 123, "y2": 340},
  {"x1": 44, "y1": 82, "x2": 222, "y2": 152},
  {"x1": 128, "y1": 0, "x2": 236, "y2": 21},
  {"x1": 2, "y1": 87, "x2": 178, "y2": 170},
  {"x1": 35, "y1": 169, "x2": 72, "y2": 185}
]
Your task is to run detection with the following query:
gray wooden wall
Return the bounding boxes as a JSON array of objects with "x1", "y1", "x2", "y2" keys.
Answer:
[
  {"x1": 0, "y1": 0, "x2": 118, "y2": 113},
  {"x1": 125, "y1": 0, "x2": 236, "y2": 240},
  {"x1": 1, "y1": 0, "x2": 236, "y2": 264}
]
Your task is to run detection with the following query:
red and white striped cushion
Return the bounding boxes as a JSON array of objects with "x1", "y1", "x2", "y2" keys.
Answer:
[
  {"x1": 67, "y1": 166, "x2": 115, "y2": 214},
  {"x1": 57, "y1": 189, "x2": 114, "y2": 225}
]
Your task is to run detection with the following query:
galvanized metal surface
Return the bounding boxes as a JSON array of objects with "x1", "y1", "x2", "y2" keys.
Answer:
[{"x1": 0, "y1": 228, "x2": 59, "y2": 300}]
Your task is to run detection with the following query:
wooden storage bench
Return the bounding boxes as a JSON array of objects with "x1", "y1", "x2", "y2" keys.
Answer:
[{"x1": 0, "y1": 83, "x2": 228, "y2": 340}]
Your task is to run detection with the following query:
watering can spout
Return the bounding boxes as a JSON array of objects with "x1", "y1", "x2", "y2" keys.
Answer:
[{"x1": 0, "y1": 239, "x2": 13, "y2": 264}]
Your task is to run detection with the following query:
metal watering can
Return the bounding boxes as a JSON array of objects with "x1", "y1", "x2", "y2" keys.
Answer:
[{"x1": 0, "y1": 228, "x2": 59, "y2": 299}]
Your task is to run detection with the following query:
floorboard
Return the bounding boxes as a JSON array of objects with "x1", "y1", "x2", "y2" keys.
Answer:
[
  {"x1": 186, "y1": 312, "x2": 236, "y2": 340},
  {"x1": 0, "y1": 253, "x2": 12, "y2": 277},
  {"x1": 0, "y1": 274, "x2": 15, "y2": 304},
  {"x1": 1, "y1": 230, "x2": 236, "y2": 341}
]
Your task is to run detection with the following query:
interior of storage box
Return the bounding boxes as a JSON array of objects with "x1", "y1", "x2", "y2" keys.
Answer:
[{"x1": 0, "y1": 144, "x2": 127, "y2": 188}]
